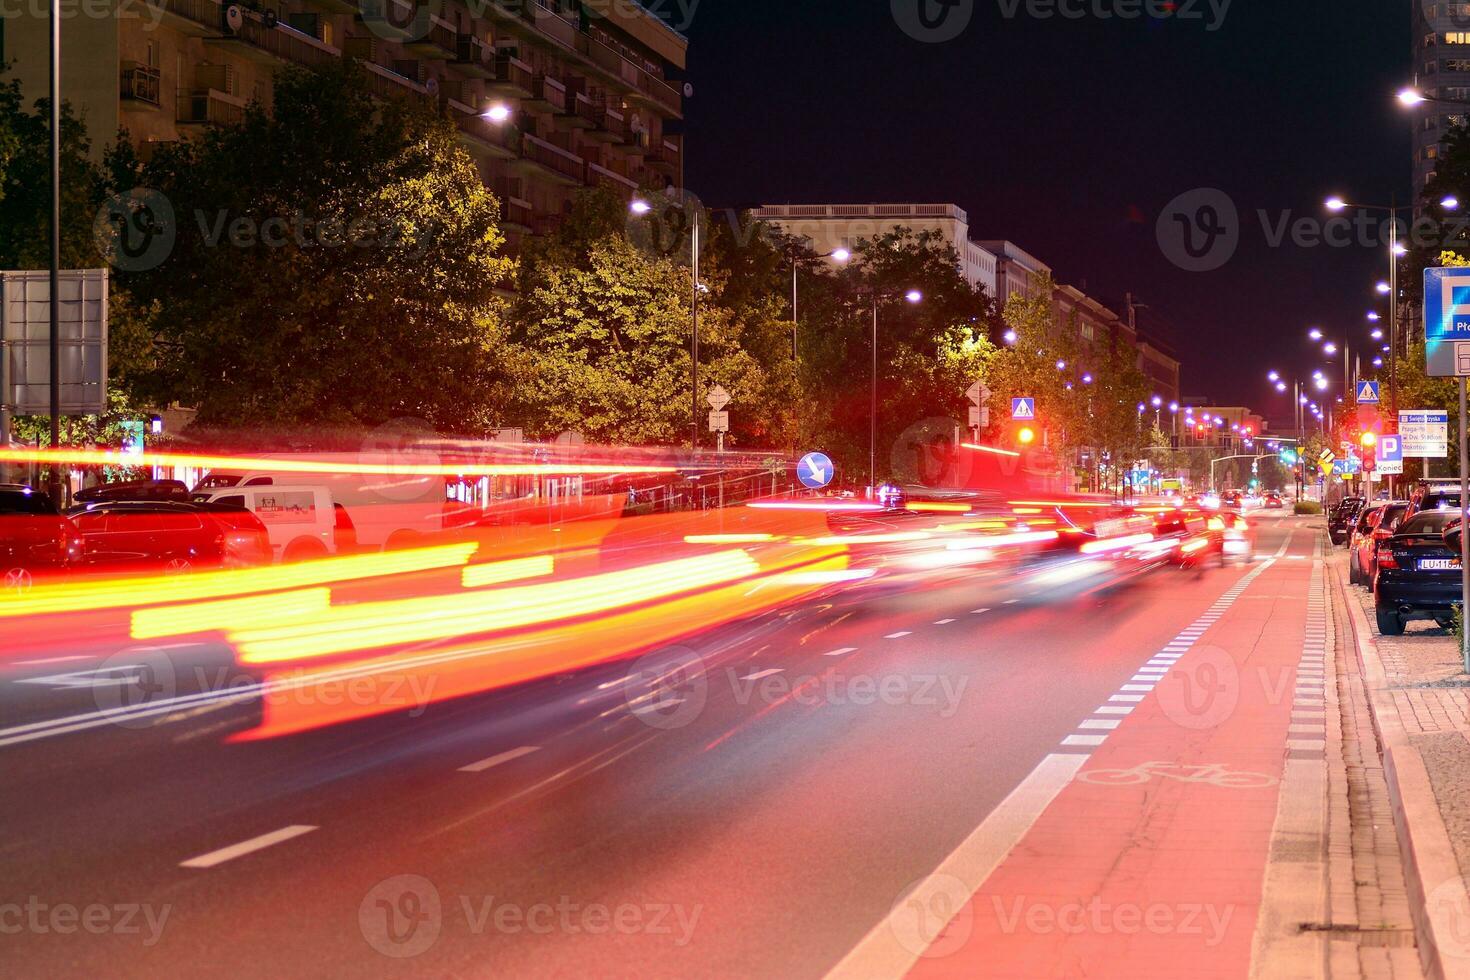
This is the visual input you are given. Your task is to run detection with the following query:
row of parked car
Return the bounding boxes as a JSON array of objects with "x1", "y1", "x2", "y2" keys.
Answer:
[
  {"x1": 0, "y1": 477, "x2": 362, "y2": 592},
  {"x1": 1327, "y1": 483, "x2": 1466, "y2": 635}
]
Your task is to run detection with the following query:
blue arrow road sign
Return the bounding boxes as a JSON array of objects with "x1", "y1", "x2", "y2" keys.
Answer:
[
  {"x1": 1379, "y1": 434, "x2": 1403, "y2": 463},
  {"x1": 1355, "y1": 380, "x2": 1380, "y2": 404},
  {"x1": 796, "y1": 452, "x2": 834, "y2": 490},
  {"x1": 1011, "y1": 397, "x2": 1036, "y2": 420}
]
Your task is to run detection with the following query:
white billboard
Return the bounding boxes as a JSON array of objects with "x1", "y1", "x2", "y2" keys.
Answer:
[{"x1": 1, "y1": 269, "x2": 109, "y2": 416}]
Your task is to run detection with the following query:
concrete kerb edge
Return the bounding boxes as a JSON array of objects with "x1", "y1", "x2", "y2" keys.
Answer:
[{"x1": 1332, "y1": 548, "x2": 1470, "y2": 980}]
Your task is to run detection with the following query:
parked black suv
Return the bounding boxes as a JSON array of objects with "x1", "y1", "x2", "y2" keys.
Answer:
[
  {"x1": 1328, "y1": 497, "x2": 1364, "y2": 546},
  {"x1": 1373, "y1": 510, "x2": 1463, "y2": 635}
]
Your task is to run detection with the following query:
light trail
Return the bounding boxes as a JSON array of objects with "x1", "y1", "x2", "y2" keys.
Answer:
[{"x1": 0, "y1": 447, "x2": 676, "y2": 478}]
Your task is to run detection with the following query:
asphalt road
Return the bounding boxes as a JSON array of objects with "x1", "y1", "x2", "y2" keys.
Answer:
[{"x1": 0, "y1": 516, "x2": 1301, "y2": 977}]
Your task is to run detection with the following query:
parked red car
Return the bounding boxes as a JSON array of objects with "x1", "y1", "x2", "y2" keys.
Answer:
[{"x1": 0, "y1": 484, "x2": 80, "y2": 591}]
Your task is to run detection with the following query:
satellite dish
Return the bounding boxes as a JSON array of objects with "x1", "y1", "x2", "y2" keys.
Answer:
[
  {"x1": 682, "y1": 82, "x2": 694, "y2": 99},
  {"x1": 223, "y1": 4, "x2": 243, "y2": 32},
  {"x1": 425, "y1": 77, "x2": 440, "y2": 96}
]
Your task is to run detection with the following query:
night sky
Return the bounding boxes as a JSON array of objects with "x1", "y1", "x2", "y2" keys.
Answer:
[{"x1": 670, "y1": 0, "x2": 1412, "y2": 427}]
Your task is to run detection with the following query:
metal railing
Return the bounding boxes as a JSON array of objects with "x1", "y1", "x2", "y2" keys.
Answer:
[{"x1": 121, "y1": 66, "x2": 161, "y2": 106}]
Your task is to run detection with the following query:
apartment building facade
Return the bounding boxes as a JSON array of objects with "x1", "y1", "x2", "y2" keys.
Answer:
[
  {"x1": 749, "y1": 203, "x2": 1001, "y2": 296},
  {"x1": 1411, "y1": 2, "x2": 1470, "y2": 190},
  {"x1": 2, "y1": 0, "x2": 686, "y2": 243}
]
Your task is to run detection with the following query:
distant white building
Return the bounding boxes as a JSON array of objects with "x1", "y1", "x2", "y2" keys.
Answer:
[{"x1": 751, "y1": 202, "x2": 1000, "y2": 297}]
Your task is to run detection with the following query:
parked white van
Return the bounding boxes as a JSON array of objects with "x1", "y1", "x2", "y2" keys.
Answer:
[
  {"x1": 194, "y1": 461, "x2": 444, "y2": 552},
  {"x1": 192, "y1": 485, "x2": 344, "y2": 562}
]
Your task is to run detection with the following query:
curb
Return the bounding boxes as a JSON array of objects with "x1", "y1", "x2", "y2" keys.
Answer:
[{"x1": 1333, "y1": 557, "x2": 1470, "y2": 980}]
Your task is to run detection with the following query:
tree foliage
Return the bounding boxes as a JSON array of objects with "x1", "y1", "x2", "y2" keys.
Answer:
[{"x1": 108, "y1": 61, "x2": 516, "y2": 429}]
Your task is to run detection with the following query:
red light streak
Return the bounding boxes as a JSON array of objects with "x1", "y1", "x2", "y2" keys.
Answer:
[{"x1": 0, "y1": 447, "x2": 675, "y2": 478}]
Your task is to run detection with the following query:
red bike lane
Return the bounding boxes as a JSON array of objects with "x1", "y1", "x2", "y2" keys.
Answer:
[{"x1": 906, "y1": 524, "x2": 1320, "y2": 979}]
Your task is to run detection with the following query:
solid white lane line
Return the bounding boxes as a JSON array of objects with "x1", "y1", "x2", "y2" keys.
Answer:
[
  {"x1": 459, "y1": 745, "x2": 541, "y2": 773},
  {"x1": 824, "y1": 647, "x2": 858, "y2": 657},
  {"x1": 180, "y1": 825, "x2": 317, "y2": 869},
  {"x1": 827, "y1": 753, "x2": 1086, "y2": 979},
  {"x1": 741, "y1": 668, "x2": 785, "y2": 681},
  {"x1": 884, "y1": 631, "x2": 912, "y2": 640}
]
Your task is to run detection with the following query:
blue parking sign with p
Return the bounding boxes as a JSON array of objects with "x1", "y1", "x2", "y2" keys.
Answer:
[
  {"x1": 1379, "y1": 434, "x2": 1402, "y2": 463},
  {"x1": 1011, "y1": 397, "x2": 1035, "y2": 420}
]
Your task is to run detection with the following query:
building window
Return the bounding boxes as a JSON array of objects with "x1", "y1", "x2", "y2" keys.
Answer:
[{"x1": 1448, "y1": 32, "x2": 1470, "y2": 44}]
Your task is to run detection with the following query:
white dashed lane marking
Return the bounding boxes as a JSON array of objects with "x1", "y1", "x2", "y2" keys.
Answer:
[
  {"x1": 180, "y1": 825, "x2": 318, "y2": 869},
  {"x1": 459, "y1": 746, "x2": 541, "y2": 773}
]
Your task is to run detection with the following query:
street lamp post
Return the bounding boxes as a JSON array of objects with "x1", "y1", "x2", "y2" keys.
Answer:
[
  {"x1": 631, "y1": 198, "x2": 703, "y2": 453},
  {"x1": 784, "y1": 243, "x2": 849, "y2": 363},
  {"x1": 865, "y1": 288, "x2": 923, "y2": 493}
]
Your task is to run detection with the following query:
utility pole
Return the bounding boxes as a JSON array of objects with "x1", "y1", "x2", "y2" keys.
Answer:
[{"x1": 48, "y1": 0, "x2": 61, "y2": 504}]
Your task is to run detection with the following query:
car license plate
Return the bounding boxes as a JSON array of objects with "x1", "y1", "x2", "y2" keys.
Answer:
[{"x1": 1419, "y1": 558, "x2": 1462, "y2": 571}]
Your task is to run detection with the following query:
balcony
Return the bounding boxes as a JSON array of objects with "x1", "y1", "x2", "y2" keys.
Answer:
[
  {"x1": 206, "y1": 15, "x2": 342, "y2": 72},
  {"x1": 644, "y1": 138, "x2": 680, "y2": 176},
  {"x1": 404, "y1": 14, "x2": 458, "y2": 59},
  {"x1": 447, "y1": 98, "x2": 516, "y2": 160},
  {"x1": 586, "y1": 161, "x2": 637, "y2": 197},
  {"x1": 515, "y1": 133, "x2": 584, "y2": 185},
  {"x1": 154, "y1": 0, "x2": 223, "y2": 37},
  {"x1": 560, "y1": 91, "x2": 599, "y2": 129},
  {"x1": 502, "y1": 196, "x2": 533, "y2": 230},
  {"x1": 487, "y1": 55, "x2": 533, "y2": 98},
  {"x1": 120, "y1": 64, "x2": 161, "y2": 109},
  {"x1": 452, "y1": 35, "x2": 494, "y2": 78},
  {"x1": 362, "y1": 60, "x2": 432, "y2": 103},
  {"x1": 177, "y1": 88, "x2": 247, "y2": 127},
  {"x1": 528, "y1": 73, "x2": 567, "y2": 113}
]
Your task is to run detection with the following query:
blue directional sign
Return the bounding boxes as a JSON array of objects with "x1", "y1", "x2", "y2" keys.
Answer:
[
  {"x1": 1355, "y1": 380, "x2": 1380, "y2": 404},
  {"x1": 1379, "y1": 434, "x2": 1403, "y2": 464},
  {"x1": 796, "y1": 451, "x2": 834, "y2": 490},
  {"x1": 1424, "y1": 267, "x2": 1470, "y2": 376},
  {"x1": 1010, "y1": 397, "x2": 1036, "y2": 421}
]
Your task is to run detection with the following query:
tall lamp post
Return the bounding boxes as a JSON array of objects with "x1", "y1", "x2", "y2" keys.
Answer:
[
  {"x1": 783, "y1": 242, "x2": 850, "y2": 362},
  {"x1": 632, "y1": 198, "x2": 703, "y2": 453},
  {"x1": 862, "y1": 288, "x2": 923, "y2": 493}
]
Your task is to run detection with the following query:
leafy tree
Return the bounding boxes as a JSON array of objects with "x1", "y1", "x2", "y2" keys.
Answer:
[
  {"x1": 108, "y1": 61, "x2": 516, "y2": 430},
  {"x1": 0, "y1": 74, "x2": 104, "y2": 269}
]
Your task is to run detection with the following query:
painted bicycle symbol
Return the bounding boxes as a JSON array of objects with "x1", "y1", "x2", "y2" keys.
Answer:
[{"x1": 1077, "y1": 761, "x2": 1277, "y2": 789}]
